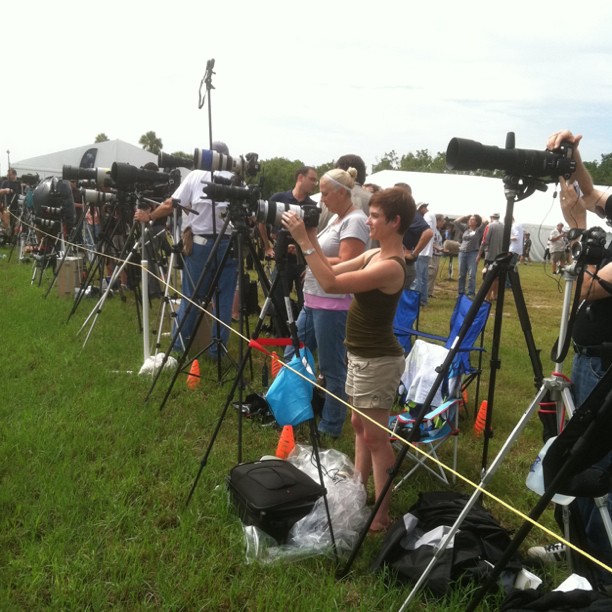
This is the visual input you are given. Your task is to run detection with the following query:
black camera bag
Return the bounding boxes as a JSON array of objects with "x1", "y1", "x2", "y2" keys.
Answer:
[{"x1": 228, "y1": 459, "x2": 326, "y2": 542}]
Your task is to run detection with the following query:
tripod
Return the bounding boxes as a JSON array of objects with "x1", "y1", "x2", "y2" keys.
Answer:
[
  {"x1": 182, "y1": 226, "x2": 339, "y2": 562},
  {"x1": 151, "y1": 202, "x2": 188, "y2": 357},
  {"x1": 146, "y1": 201, "x2": 288, "y2": 411},
  {"x1": 30, "y1": 222, "x2": 66, "y2": 287},
  {"x1": 467, "y1": 367, "x2": 612, "y2": 610},
  {"x1": 7, "y1": 192, "x2": 35, "y2": 263},
  {"x1": 339, "y1": 174, "x2": 549, "y2": 580},
  {"x1": 68, "y1": 196, "x2": 131, "y2": 320},
  {"x1": 43, "y1": 209, "x2": 88, "y2": 298},
  {"x1": 393, "y1": 200, "x2": 611, "y2": 610}
]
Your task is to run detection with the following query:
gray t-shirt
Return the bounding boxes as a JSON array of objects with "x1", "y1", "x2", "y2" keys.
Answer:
[{"x1": 304, "y1": 209, "x2": 369, "y2": 299}]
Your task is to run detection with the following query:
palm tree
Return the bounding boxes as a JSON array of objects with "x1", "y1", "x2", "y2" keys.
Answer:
[{"x1": 139, "y1": 131, "x2": 163, "y2": 155}]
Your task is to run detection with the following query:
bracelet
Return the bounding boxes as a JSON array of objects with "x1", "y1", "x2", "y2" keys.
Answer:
[{"x1": 302, "y1": 247, "x2": 315, "y2": 256}]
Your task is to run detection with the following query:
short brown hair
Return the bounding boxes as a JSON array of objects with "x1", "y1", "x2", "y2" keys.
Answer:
[{"x1": 369, "y1": 187, "x2": 415, "y2": 234}]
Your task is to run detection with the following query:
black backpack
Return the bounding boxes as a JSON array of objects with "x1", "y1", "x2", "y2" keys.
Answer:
[{"x1": 371, "y1": 490, "x2": 522, "y2": 597}]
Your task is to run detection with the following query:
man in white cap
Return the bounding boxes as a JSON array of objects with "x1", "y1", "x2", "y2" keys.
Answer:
[{"x1": 136, "y1": 141, "x2": 238, "y2": 357}]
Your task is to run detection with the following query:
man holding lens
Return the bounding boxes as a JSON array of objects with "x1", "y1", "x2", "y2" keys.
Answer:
[
  {"x1": 258, "y1": 166, "x2": 319, "y2": 313},
  {"x1": 136, "y1": 142, "x2": 238, "y2": 358}
]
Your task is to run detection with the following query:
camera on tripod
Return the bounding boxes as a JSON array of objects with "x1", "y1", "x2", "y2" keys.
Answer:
[
  {"x1": 62, "y1": 165, "x2": 114, "y2": 189},
  {"x1": 33, "y1": 176, "x2": 75, "y2": 232},
  {"x1": 446, "y1": 133, "x2": 576, "y2": 182},
  {"x1": 569, "y1": 226, "x2": 611, "y2": 265},
  {"x1": 110, "y1": 162, "x2": 177, "y2": 191},
  {"x1": 20, "y1": 173, "x2": 40, "y2": 187},
  {"x1": 257, "y1": 200, "x2": 321, "y2": 228},
  {"x1": 158, "y1": 151, "x2": 194, "y2": 170},
  {"x1": 80, "y1": 188, "x2": 115, "y2": 205},
  {"x1": 193, "y1": 147, "x2": 261, "y2": 178}
]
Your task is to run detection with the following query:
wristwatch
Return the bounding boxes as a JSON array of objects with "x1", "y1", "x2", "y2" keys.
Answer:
[{"x1": 302, "y1": 247, "x2": 315, "y2": 256}]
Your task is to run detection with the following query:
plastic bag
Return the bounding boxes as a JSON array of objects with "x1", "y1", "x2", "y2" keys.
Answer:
[
  {"x1": 265, "y1": 348, "x2": 316, "y2": 426},
  {"x1": 526, "y1": 436, "x2": 574, "y2": 506},
  {"x1": 242, "y1": 445, "x2": 369, "y2": 563}
]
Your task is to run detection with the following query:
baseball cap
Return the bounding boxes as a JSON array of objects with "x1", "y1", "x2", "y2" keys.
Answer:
[{"x1": 211, "y1": 141, "x2": 229, "y2": 155}]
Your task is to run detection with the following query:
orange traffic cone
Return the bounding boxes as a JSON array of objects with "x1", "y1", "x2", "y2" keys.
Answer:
[
  {"x1": 270, "y1": 351, "x2": 282, "y2": 378},
  {"x1": 186, "y1": 359, "x2": 201, "y2": 390},
  {"x1": 275, "y1": 425, "x2": 295, "y2": 459},
  {"x1": 474, "y1": 400, "x2": 488, "y2": 436}
]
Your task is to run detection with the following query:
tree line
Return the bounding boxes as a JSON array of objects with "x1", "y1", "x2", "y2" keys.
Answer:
[{"x1": 96, "y1": 132, "x2": 612, "y2": 200}]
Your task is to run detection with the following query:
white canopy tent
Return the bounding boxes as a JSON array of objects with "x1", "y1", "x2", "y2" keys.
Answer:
[
  {"x1": 12, "y1": 139, "x2": 157, "y2": 180},
  {"x1": 364, "y1": 170, "x2": 612, "y2": 262}
]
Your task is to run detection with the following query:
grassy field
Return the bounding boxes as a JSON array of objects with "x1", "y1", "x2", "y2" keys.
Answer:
[{"x1": 0, "y1": 246, "x2": 585, "y2": 610}]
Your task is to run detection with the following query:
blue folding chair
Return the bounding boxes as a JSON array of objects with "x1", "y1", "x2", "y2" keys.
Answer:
[
  {"x1": 392, "y1": 288, "x2": 421, "y2": 354},
  {"x1": 408, "y1": 294, "x2": 491, "y2": 416},
  {"x1": 389, "y1": 339, "x2": 462, "y2": 487}
]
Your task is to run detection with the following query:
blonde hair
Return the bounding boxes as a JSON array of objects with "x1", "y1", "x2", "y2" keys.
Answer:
[{"x1": 322, "y1": 167, "x2": 357, "y2": 192}]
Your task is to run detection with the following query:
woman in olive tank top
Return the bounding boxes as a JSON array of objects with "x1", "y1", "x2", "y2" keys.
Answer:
[{"x1": 283, "y1": 187, "x2": 415, "y2": 532}]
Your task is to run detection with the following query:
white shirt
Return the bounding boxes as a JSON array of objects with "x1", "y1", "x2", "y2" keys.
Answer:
[
  {"x1": 510, "y1": 222, "x2": 524, "y2": 255},
  {"x1": 420, "y1": 210, "x2": 437, "y2": 257},
  {"x1": 171, "y1": 169, "x2": 233, "y2": 235}
]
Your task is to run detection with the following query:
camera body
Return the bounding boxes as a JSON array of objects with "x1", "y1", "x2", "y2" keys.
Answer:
[{"x1": 571, "y1": 227, "x2": 610, "y2": 266}]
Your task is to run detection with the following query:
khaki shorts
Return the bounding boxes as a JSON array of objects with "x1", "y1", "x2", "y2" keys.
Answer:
[{"x1": 346, "y1": 352, "x2": 405, "y2": 410}]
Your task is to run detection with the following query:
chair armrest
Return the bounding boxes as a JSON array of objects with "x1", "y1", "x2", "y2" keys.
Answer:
[{"x1": 396, "y1": 398, "x2": 459, "y2": 424}]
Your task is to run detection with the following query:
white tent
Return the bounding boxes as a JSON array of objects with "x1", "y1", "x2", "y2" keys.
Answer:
[
  {"x1": 365, "y1": 170, "x2": 612, "y2": 262},
  {"x1": 12, "y1": 139, "x2": 157, "y2": 179}
]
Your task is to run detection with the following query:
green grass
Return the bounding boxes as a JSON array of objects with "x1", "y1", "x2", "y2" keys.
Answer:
[{"x1": 0, "y1": 249, "x2": 587, "y2": 610}]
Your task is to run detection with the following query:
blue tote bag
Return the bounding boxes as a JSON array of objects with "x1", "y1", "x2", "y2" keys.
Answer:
[{"x1": 265, "y1": 348, "x2": 316, "y2": 426}]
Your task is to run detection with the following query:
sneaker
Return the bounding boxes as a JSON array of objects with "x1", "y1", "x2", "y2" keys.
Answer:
[{"x1": 527, "y1": 542, "x2": 567, "y2": 564}]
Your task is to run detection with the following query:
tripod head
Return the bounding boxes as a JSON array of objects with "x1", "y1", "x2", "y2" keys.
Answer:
[
  {"x1": 503, "y1": 173, "x2": 548, "y2": 202},
  {"x1": 273, "y1": 228, "x2": 294, "y2": 264}
]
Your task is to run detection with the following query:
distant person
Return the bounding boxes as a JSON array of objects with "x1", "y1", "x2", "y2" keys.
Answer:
[
  {"x1": 453, "y1": 214, "x2": 486, "y2": 298},
  {"x1": 549, "y1": 222, "x2": 566, "y2": 274},
  {"x1": 521, "y1": 231, "x2": 532, "y2": 264},
  {"x1": 411, "y1": 202, "x2": 435, "y2": 307},
  {"x1": 0, "y1": 168, "x2": 21, "y2": 243},
  {"x1": 478, "y1": 212, "x2": 504, "y2": 301},
  {"x1": 428, "y1": 214, "x2": 446, "y2": 298},
  {"x1": 396, "y1": 183, "x2": 433, "y2": 290},
  {"x1": 506, "y1": 217, "x2": 523, "y2": 287},
  {"x1": 363, "y1": 183, "x2": 382, "y2": 194}
]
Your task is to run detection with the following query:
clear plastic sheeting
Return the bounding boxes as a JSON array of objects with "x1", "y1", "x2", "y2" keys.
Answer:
[{"x1": 242, "y1": 444, "x2": 369, "y2": 563}]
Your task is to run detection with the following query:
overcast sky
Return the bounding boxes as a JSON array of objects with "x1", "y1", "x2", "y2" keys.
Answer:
[{"x1": 4, "y1": 0, "x2": 612, "y2": 176}]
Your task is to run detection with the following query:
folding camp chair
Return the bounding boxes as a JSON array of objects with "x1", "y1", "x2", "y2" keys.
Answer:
[
  {"x1": 389, "y1": 339, "x2": 462, "y2": 488},
  {"x1": 409, "y1": 294, "x2": 491, "y2": 417},
  {"x1": 392, "y1": 288, "x2": 421, "y2": 354}
]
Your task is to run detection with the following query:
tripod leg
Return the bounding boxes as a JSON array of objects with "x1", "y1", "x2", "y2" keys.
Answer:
[{"x1": 185, "y1": 266, "x2": 289, "y2": 504}]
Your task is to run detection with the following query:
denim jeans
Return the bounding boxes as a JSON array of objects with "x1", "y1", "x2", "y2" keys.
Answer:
[
  {"x1": 287, "y1": 306, "x2": 348, "y2": 438},
  {"x1": 571, "y1": 352, "x2": 612, "y2": 586},
  {"x1": 458, "y1": 250, "x2": 478, "y2": 296},
  {"x1": 412, "y1": 255, "x2": 430, "y2": 305},
  {"x1": 174, "y1": 238, "x2": 238, "y2": 357}
]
